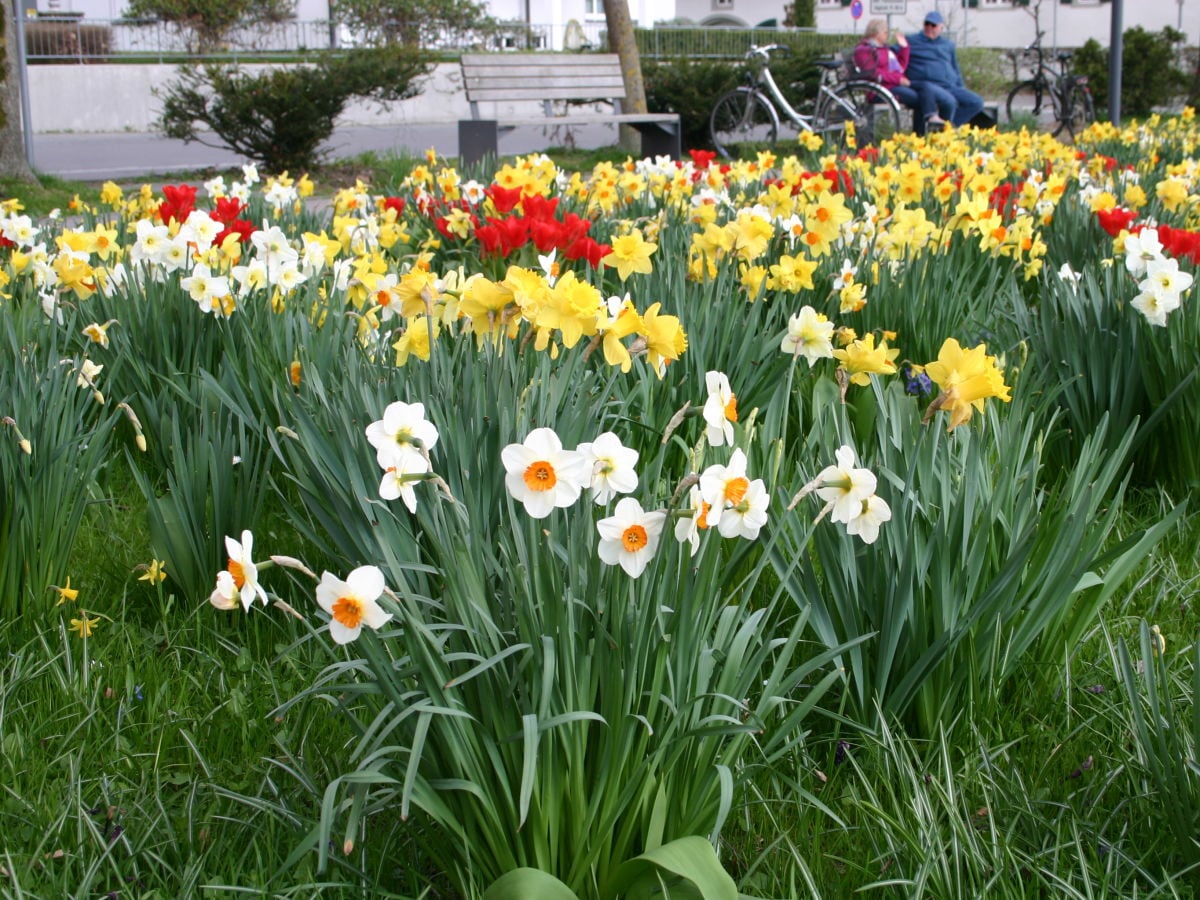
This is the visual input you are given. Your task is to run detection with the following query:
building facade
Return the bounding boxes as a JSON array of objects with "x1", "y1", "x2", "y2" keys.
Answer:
[
  {"x1": 29, "y1": 0, "x2": 1200, "y2": 52},
  {"x1": 672, "y1": 0, "x2": 1200, "y2": 50}
]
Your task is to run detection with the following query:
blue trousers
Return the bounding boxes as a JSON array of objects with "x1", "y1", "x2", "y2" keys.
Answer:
[
  {"x1": 921, "y1": 83, "x2": 985, "y2": 126},
  {"x1": 889, "y1": 83, "x2": 939, "y2": 133}
]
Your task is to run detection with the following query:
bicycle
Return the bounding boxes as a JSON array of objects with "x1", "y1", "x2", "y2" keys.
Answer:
[
  {"x1": 709, "y1": 44, "x2": 903, "y2": 159},
  {"x1": 1005, "y1": 31, "x2": 1095, "y2": 140}
]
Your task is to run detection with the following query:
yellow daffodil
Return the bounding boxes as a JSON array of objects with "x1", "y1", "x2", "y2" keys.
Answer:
[
  {"x1": 601, "y1": 229, "x2": 657, "y2": 282},
  {"x1": 636, "y1": 302, "x2": 687, "y2": 378},
  {"x1": 69, "y1": 613, "x2": 100, "y2": 639},
  {"x1": 138, "y1": 559, "x2": 167, "y2": 583},
  {"x1": 923, "y1": 338, "x2": 1012, "y2": 430},
  {"x1": 52, "y1": 577, "x2": 79, "y2": 605},
  {"x1": 833, "y1": 333, "x2": 899, "y2": 386}
]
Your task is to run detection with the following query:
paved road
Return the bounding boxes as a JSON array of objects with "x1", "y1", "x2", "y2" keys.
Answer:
[{"x1": 32, "y1": 121, "x2": 627, "y2": 181}]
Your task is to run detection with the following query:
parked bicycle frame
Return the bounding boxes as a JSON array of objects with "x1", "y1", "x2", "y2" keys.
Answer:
[
  {"x1": 710, "y1": 44, "x2": 903, "y2": 159},
  {"x1": 1005, "y1": 31, "x2": 1095, "y2": 140}
]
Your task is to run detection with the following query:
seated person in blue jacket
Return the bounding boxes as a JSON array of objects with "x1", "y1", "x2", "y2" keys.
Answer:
[
  {"x1": 905, "y1": 10, "x2": 985, "y2": 127},
  {"x1": 853, "y1": 18, "x2": 945, "y2": 134}
]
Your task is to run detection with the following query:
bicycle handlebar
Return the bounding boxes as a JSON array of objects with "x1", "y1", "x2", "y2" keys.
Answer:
[{"x1": 747, "y1": 43, "x2": 792, "y2": 59}]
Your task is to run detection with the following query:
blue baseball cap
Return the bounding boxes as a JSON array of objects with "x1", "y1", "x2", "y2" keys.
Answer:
[{"x1": 924, "y1": 10, "x2": 945, "y2": 25}]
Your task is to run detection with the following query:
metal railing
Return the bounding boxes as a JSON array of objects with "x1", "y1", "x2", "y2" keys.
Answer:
[
  {"x1": 22, "y1": 17, "x2": 857, "y2": 64},
  {"x1": 22, "y1": 15, "x2": 614, "y2": 62}
]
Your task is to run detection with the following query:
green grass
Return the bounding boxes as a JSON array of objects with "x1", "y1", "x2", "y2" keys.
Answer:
[{"x1": 1, "y1": 173, "x2": 94, "y2": 218}]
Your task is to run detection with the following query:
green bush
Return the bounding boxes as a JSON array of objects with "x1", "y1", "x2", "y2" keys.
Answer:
[
  {"x1": 956, "y1": 47, "x2": 1011, "y2": 100},
  {"x1": 636, "y1": 26, "x2": 852, "y2": 61},
  {"x1": 158, "y1": 47, "x2": 430, "y2": 171},
  {"x1": 643, "y1": 57, "x2": 741, "y2": 153},
  {"x1": 1073, "y1": 26, "x2": 1188, "y2": 119}
]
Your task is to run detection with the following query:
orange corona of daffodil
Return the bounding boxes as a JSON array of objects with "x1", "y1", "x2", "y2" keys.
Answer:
[{"x1": 923, "y1": 337, "x2": 1012, "y2": 430}]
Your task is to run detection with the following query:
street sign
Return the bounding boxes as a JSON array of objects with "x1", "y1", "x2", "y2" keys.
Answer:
[
  {"x1": 851, "y1": 0, "x2": 863, "y2": 19},
  {"x1": 870, "y1": 0, "x2": 907, "y2": 13}
]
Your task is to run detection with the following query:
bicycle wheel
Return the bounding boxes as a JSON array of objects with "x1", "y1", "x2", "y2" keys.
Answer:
[
  {"x1": 1053, "y1": 85, "x2": 1095, "y2": 141},
  {"x1": 710, "y1": 88, "x2": 780, "y2": 159},
  {"x1": 819, "y1": 81, "x2": 903, "y2": 149},
  {"x1": 1005, "y1": 79, "x2": 1055, "y2": 131}
]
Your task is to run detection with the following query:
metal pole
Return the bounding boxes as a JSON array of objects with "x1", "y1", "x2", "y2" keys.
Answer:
[
  {"x1": 1108, "y1": 0, "x2": 1122, "y2": 123},
  {"x1": 13, "y1": 0, "x2": 35, "y2": 168}
]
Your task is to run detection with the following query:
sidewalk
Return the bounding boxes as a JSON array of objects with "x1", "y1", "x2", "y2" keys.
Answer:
[{"x1": 32, "y1": 122, "x2": 627, "y2": 181}]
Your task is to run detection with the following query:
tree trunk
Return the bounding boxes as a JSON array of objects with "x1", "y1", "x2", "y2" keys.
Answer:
[
  {"x1": 603, "y1": 0, "x2": 646, "y2": 155},
  {"x1": 1, "y1": 0, "x2": 36, "y2": 182}
]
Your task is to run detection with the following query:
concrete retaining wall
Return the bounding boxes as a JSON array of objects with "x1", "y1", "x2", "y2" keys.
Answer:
[{"x1": 29, "y1": 61, "x2": 490, "y2": 133}]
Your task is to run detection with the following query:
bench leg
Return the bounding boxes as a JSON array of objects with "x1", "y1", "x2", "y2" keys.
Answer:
[
  {"x1": 635, "y1": 122, "x2": 682, "y2": 161},
  {"x1": 459, "y1": 119, "x2": 499, "y2": 170}
]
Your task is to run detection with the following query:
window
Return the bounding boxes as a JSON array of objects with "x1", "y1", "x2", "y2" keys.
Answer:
[
  {"x1": 584, "y1": 0, "x2": 604, "y2": 18},
  {"x1": 816, "y1": 0, "x2": 843, "y2": 7},
  {"x1": 713, "y1": 0, "x2": 734, "y2": 7}
]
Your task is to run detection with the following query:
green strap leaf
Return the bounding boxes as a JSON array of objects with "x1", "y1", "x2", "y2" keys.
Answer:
[
  {"x1": 483, "y1": 868, "x2": 578, "y2": 900},
  {"x1": 605, "y1": 836, "x2": 739, "y2": 900}
]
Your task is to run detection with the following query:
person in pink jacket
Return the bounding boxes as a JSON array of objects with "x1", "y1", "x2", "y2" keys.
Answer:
[{"x1": 853, "y1": 18, "x2": 945, "y2": 135}]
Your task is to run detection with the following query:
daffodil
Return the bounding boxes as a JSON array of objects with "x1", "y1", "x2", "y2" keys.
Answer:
[
  {"x1": 52, "y1": 577, "x2": 79, "y2": 605},
  {"x1": 833, "y1": 333, "x2": 899, "y2": 386},
  {"x1": 815, "y1": 446, "x2": 877, "y2": 525},
  {"x1": 316, "y1": 566, "x2": 393, "y2": 645},
  {"x1": 69, "y1": 613, "x2": 100, "y2": 639},
  {"x1": 366, "y1": 401, "x2": 439, "y2": 470},
  {"x1": 702, "y1": 370, "x2": 738, "y2": 448},
  {"x1": 923, "y1": 338, "x2": 1012, "y2": 430},
  {"x1": 596, "y1": 497, "x2": 667, "y2": 578},
  {"x1": 635, "y1": 303, "x2": 688, "y2": 378},
  {"x1": 138, "y1": 560, "x2": 167, "y2": 584},
  {"x1": 576, "y1": 432, "x2": 639, "y2": 504},
  {"x1": 699, "y1": 448, "x2": 770, "y2": 540},
  {"x1": 82, "y1": 320, "x2": 117, "y2": 349},
  {"x1": 674, "y1": 485, "x2": 712, "y2": 557},
  {"x1": 601, "y1": 229, "x2": 657, "y2": 282},
  {"x1": 379, "y1": 450, "x2": 430, "y2": 513},
  {"x1": 210, "y1": 530, "x2": 267, "y2": 612},
  {"x1": 781, "y1": 306, "x2": 835, "y2": 364},
  {"x1": 501, "y1": 427, "x2": 589, "y2": 519},
  {"x1": 844, "y1": 493, "x2": 892, "y2": 544}
]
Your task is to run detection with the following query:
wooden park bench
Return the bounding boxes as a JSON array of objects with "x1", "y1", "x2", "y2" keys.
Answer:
[{"x1": 458, "y1": 53, "x2": 682, "y2": 167}]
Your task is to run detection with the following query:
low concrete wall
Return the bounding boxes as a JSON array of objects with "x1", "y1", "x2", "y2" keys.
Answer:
[{"x1": 29, "y1": 61, "x2": 483, "y2": 133}]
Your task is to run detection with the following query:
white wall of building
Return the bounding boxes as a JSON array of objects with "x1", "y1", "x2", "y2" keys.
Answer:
[
  {"x1": 670, "y1": 0, "x2": 1200, "y2": 49},
  {"x1": 45, "y1": 0, "x2": 664, "y2": 29}
]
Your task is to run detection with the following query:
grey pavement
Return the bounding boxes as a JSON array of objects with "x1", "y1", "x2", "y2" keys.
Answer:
[{"x1": 32, "y1": 121, "x2": 627, "y2": 181}]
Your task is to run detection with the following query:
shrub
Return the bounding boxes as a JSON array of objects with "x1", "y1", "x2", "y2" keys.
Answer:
[
  {"x1": 1073, "y1": 27, "x2": 1187, "y2": 119},
  {"x1": 157, "y1": 47, "x2": 430, "y2": 172},
  {"x1": 125, "y1": 0, "x2": 292, "y2": 53},
  {"x1": 330, "y1": 0, "x2": 492, "y2": 48},
  {"x1": 956, "y1": 47, "x2": 1010, "y2": 100},
  {"x1": 635, "y1": 26, "x2": 852, "y2": 62},
  {"x1": 643, "y1": 57, "x2": 741, "y2": 153}
]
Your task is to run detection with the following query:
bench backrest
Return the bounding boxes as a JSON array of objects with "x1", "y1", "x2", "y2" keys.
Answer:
[{"x1": 460, "y1": 53, "x2": 629, "y2": 110}]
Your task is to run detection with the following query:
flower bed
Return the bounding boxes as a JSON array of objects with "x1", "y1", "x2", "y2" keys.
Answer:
[{"x1": 2, "y1": 114, "x2": 1198, "y2": 894}]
